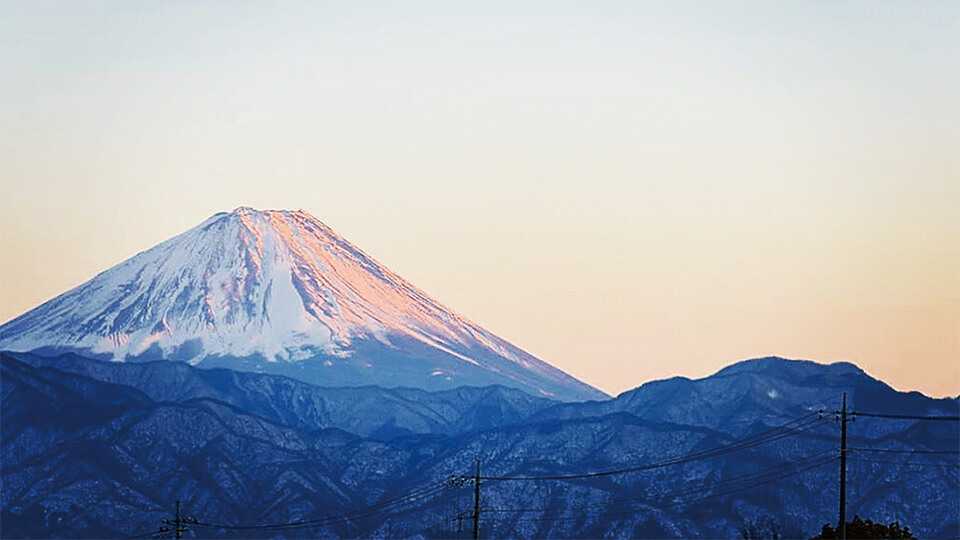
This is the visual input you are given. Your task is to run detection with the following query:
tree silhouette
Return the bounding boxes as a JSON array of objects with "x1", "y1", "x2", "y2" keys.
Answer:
[
  {"x1": 811, "y1": 515, "x2": 915, "y2": 539},
  {"x1": 741, "y1": 516, "x2": 783, "y2": 539}
]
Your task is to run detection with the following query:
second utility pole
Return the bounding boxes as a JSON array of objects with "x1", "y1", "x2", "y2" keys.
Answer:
[
  {"x1": 838, "y1": 392, "x2": 848, "y2": 540},
  {"x1": 175, "y1": 500, "x2": 186, "y2": 539},
  {"x1": 160, "y1": 499, "x2": 195, "y2": 539},
  {"x1": 472, "y1": 458, "x2": 481, "y2": 540}
]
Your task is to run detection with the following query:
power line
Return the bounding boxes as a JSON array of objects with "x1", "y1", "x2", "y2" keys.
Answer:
[
  {"x1": 472, "y1": 400, "x2": 954, "y2": 535},
  {"x1": 852, "y1": 411, "x2": 960, "y2": 421},
  {"x1": 196, "y1": 485, "x2": 446, "y2": 531},
  {"x1": 480, "y1": 450, "x2": 838, "y2": 515},
  {"x1": 129, "y1": 401, "x2": 959, "y2": 537},
  {"x1": 849, "y1": 456, "x2": 960, "y2": 468},
  {"x1": 193, "y1": 482, "x2": 448, "y2": 532},
  {"x1": 193, "y1": 496, "x2": 441, "y2": 533},
  {"x1": 495, "y1": 455, "x2": 839, "y2": 527},
  {"x1": 849, "y1": 447, "x2": 959, "y2": 455},
  {"x1": 830, "y1": 398, "x2": 959, "y2": 540},
  {"x1": 666, "y1": 454, "x2": 838, "y2": 509},
  {"x1": 446, "y1": 412, "x2": 828, "y2": 536},
  {"x1": 465, "y1": 413, "x2": 826, "y2": 482},
  {"x1": 127, "y1": 530, "x2": 163, "y2": 539},
  {"x1": 655, "y1": 450, "x2": 838, "y2": 504}
]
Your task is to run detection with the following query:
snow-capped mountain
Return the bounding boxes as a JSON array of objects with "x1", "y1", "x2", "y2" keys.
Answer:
[{"x1": 0, "y1": 207, "x2": 605, "y2": 401}]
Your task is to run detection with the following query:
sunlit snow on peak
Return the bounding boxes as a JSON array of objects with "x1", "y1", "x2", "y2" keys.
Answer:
[{"x1": 0, "y1": 207, "x2": 606, "y2": 400}]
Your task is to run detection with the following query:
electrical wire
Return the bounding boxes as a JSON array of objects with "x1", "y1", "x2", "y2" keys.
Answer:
[
  {"x1": 186, "y1": 413, "x2": 824, "y2": 534},
  {"x1": 498, "y1": 455, "x2": 838, "y2": 526},
  {"x1": 667, "y1": 454, "x2": 837, "y2": 507},
  {"x1": 475, "y1": 413, "x2": 827, "y2": 481},
  {"x1": 480, "y1": 414, "x2": 826, "y2": 481},
  {"x1": 478, "y1": 449, "x2": 838, "y2": 515},
  {"x1": 197, "y1": 485, "x2": 446, "y2": 531},
  {"x1": 654, "y1": 450, "x2": 837, "y2": 503},
  {"x1": 130, "y1": 403, "x2": 960, "y2": 535},
  {"x1": 126, "y1": 529, "x2": 163, "y2": 539},
  {"x1": 848, "y1": 456, "x2": 960, "y2": 469},
  {"x1": 193, "y1": 481, "x2": 448, "y2": 532},
  {"x1": 851, "y1": 412, "x2": 960, "y2": 421},
  {"x1": 848, "y1": 447, "x2": 958, "y2": 455}
]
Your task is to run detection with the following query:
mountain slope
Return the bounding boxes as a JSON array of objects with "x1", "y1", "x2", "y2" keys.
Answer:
[
  {"x1": 2, "y1": 355, "x2": 957, "y2": 539},
  {"x1": 0, "y1": 207, "x2": 604, "y2": 401},
  {"x1": 533, "y1": 356, "x2": 959, "y2": 435},
  {"x1": 5, "y1": 351, "x2": 558, "y2": 439}
]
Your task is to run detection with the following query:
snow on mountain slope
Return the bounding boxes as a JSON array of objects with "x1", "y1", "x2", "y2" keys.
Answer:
[{"x1": 0, "y1": 207, "x2": 606, "y2": 401}]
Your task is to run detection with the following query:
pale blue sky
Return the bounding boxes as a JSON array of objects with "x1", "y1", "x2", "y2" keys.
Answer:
[{"x1": 1, "y1": 1, "x2": 957, "y2": 395}]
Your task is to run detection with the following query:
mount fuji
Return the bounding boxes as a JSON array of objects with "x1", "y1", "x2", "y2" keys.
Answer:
[{"x1": 0, "y1": 207, "x2": 605, "y2": 401}]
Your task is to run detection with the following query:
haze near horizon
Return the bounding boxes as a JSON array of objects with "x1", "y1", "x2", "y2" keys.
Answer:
[{"x1": 1, "y1": 2, "x2": 957, "y2": 397}]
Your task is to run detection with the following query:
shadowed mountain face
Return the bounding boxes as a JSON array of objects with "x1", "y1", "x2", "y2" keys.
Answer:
[
  {"x1": 3, "y1": 352, "x2": 557, "y2": 439},
  {"x1": 0, "y1": 207, "x2": 605, "y2": 402},
  {"x1": 2, "y1": 353, "x2": 958, "y2": 539}
]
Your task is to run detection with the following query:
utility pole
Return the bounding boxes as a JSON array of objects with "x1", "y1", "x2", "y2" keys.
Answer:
[
  {"x1": 472, "y1": 458, "x2": 481, "y2": 540},
  {"x1": 838, "y1": 392, "x2": 848, "y2": 540},
  {"x1": 159, "y1": 500, "x2": 196, "y2": 539},
  {"x1": 177, "y1": 500, "x2": 184, "y2": 539}
]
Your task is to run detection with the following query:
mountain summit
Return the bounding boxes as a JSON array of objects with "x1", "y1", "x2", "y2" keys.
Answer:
[{"x1": 0, "y1": 207, "x2": 605, "y2": 401}]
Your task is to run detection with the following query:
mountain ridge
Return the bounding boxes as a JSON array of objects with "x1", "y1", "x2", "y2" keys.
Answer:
[
  {"x1": 2, "y1": 351, "x2": 562, "y2": 439},
  {"x1": 3, "y1": 352, "x2": 957, "y2": 538}
]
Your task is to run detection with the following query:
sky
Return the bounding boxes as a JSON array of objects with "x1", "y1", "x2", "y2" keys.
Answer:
[{"x1": 1, "y1": 1, "x2": 957, "y2": 397}]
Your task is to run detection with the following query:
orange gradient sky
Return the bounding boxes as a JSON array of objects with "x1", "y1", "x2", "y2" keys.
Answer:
[{"x1": 1, "y1": 2, "x2": 957, "y2": 397}]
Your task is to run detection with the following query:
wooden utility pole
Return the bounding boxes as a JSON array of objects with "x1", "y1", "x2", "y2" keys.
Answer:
[
  {"x1": 160, "y1": 499, "x2": 195, "y2": 539},
  {"x1": 838, "y1": 392, "x2": 848, "y2": 540},
  {"x1": 174, "y1": 500, "x2": 185, "y2": 539},
  {"x1": 472, "y1": 458, "x2": 481, "y2": 540}
]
